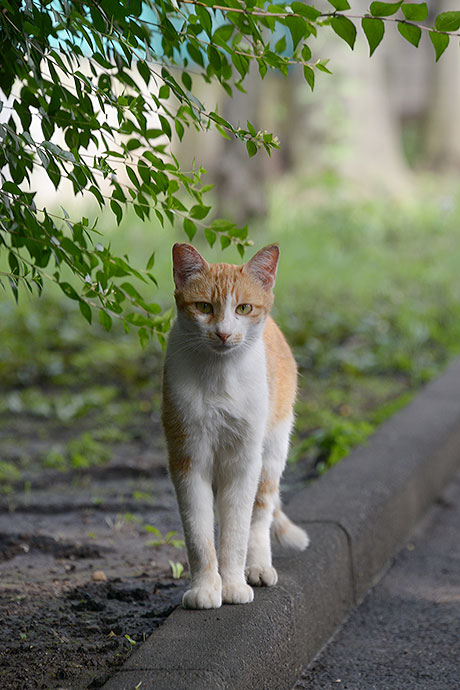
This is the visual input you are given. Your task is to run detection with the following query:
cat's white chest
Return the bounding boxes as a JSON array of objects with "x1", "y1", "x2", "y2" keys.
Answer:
[{"x1": 165, "y1": 324, "x2": 269, "y2": 445}]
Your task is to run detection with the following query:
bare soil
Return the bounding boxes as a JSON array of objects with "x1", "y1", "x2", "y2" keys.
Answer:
[
  {"x1": 0, "y1": 403, "x2": 313, "y2": 690},
  {"x1": 0, "y1": 408, "x2": 188, "y2": 690}
]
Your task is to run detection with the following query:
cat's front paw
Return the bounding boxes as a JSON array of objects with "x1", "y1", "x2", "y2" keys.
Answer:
[
  {"x1": 246, "y1": 565, "x2": 278, "y2": 586},
  {"x1": 222, "y1": 581, "x2": 254, "y2": 605},
  {"x1": 182, "y1": 581, "x2": 222, "y2": 609}
]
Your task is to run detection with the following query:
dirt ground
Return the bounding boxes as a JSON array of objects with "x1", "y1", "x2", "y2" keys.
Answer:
[
  {"x1": 0, "y1": 403, "x2": 190, "y2": 689},
  {"x1": 0, "y1": 400, "x2": 311, "y2": 690}
]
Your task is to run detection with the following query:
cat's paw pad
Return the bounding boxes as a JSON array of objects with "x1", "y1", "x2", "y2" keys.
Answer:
[
  {"x1": 182, "y1": 585, "x2": 222, "y2": 610},
  {"x1": 246, "y1": 565, "x2": 278, "y2": 587},
  {"x1": 222, "y1": 581, "x2": 254, "y2": 605}
]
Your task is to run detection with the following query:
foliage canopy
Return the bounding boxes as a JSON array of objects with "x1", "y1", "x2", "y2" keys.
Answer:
[{"x1": 1, "y1": 0, "x2": 459, "y2": 345}]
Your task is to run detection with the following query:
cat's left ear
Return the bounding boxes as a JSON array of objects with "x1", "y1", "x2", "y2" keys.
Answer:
[
  {"x1": 172, "y1": 243, "x2": 209, "y2": 288},
  {"x1": 244, "y1": 244, "x2": 279, "y2": 290}
]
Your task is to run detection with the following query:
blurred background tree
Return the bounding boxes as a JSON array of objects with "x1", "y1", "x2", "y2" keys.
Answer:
[{"x1": 2, "y1": 0, "x2": 459, "y2": 344}]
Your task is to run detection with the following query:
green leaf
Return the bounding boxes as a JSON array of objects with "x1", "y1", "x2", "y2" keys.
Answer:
[
  {"x1": 137, "y1": 327, "x2": 149, "y2": 349},
  {"x1": 8, "y1": 251, "x2": 20, "y2": 275},
  {"x1": 232, "y1": 52, "x2": 249, "y2": 79},
  {"x1": 361, "y1": 17, "x2": 385, "y2": 56},
  {"x1": 246, "y1": 141, "x2": 258, "y2": 157},
  {"x1": 397, "y1": 21, "x2": 421, "y2": 47},
  {"x1": 99, "y1": 310, "x2": 112, "y2": 331},
  {"x1": 79, "y1": 300, "x2": 92, "y2": 324},
  {"x1": 247, "y1": 120, "x2": 256, "y2": 136},
  {"x1": 59, "y1": 282, "x2": 80, "y2": 300},
  {"x1": 315, "y1": 59, "x2": 333, "y2": 74},
  {"x1": 303, "y1": 65, "x2": 315, "y2": 90},
  {"x1": 190, "y1": 204, "x2": 211, "y2": 220},
  {"x1": 401, "y1": 3, "x2": 427, "y2": 21},
  {"x1": 144, "y1": 524, "x2": 161, "y2": 535},
  {"x1": 210, "y1": 218, "x2": 235, "y2": 233},
  {"x1": 2, "y1": 181, "x2": 22, "y2": 195},
  {"x1": 370, "y1": 1, "x2": 402, "y2": 17},
  {"x1": 182, "y1": 71, "x2": 192, "y2": 90},
  {"x1": 196, "y1": 5, "x2": 213, "y2": 38},
  {"x1": 204, "y1": 228, "x2": 217, "y2": 247},
  {"x1": 331, "y1": 16, "x2": 357, "y2": 49},
  {"x1": 183, "y1": 218, "x2": 197, "y2": 241},
  {"x1": 146, "y1": 251, "x2": 155, "y2": 271},
  {"x1": 435, "y1": 11, "x2": 460, "y2": 32},
  {"x1": 328, "y1": 0, "x2": 350, "y2": 9},
  {"x1": 286, "y1": 16, "x2": 307, "y2": 50},
  {"x1": 208, "y1": 45, "x2": 221, "y2": 72},
  {"x1": 126, "y1": 166, "x2": 140, "y2": 188},
  {"x1": 291, "y1": 1, "x2": 321, "y2": 20},
  {"x1": 302, "y1": 43, "x2": 312, "y2": 61},
  {"x1": 275, "y1": 34, "x2": 287, "y2": 54},
  {"x1": 159, "y1": 84, "x2": 170, "y2": 99},
  {"x1": 137, "y1": 60, "x2": 150, "y2": 85},
  {"x1": 429, "y1": 31, "x2": 449, "y2": 61},
  {"x1": 89, "y1": 185, "x2": 104, "y2": 208},
  {"x1": 208, "y1": 111, "x2": 232, "y2": 128},
  {"x1": 159, "y1": 114, "x2": 172, "y2": 140},
  {"x1": 110, "y1": 200, "x2": 123, "y2": 225},
  {"x1": 175, "y1": 119, "x2": 184, "y2": 141}
]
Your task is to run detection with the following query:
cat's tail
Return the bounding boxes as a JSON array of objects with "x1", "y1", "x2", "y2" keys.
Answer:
[{"x1": 272, "y1": 501, "x2": 309, "y2": 551}]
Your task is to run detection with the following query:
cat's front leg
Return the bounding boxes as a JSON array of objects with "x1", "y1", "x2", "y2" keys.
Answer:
[
  {"x1": 170, "y1": 455, "x2": 222, "y2": 610},
  {"x1": 216, "y1": 446, "x2": 263, "y2": 604}
]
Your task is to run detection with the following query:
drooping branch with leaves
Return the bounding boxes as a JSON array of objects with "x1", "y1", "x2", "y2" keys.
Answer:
[{"x1": 1, "y1": 0, "x2": 459, "y2": 345}]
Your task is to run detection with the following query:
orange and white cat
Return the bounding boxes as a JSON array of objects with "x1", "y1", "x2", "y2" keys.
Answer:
[{"x1": 162, "y1": 243, "x2": 309, "y2": 609}]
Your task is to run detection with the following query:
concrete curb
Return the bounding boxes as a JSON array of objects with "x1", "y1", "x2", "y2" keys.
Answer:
[{"x1": 102, "y1": 357, "x2": 460, "y2": 690}]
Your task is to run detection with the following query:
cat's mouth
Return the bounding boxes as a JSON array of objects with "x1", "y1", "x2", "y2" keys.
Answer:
[{"x1": 211, "y1": 340, "x2": 239, "y2": 354}]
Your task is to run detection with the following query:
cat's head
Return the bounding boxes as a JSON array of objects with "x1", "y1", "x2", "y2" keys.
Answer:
[{"x1": 172, "y1": 243, "x2": 279, "y2": 355}]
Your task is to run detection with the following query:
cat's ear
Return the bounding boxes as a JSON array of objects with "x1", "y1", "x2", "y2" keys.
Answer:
[
  {"x1": 172, "y1": 243, "x2": 209, "y2": 288},
  {"x1": 244, "y1": 244, "x2": 280, "y2": 290}
]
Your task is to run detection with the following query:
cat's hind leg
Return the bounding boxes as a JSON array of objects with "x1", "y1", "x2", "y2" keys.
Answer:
[{"x1": 246, "y1": 415, "x2": 308, "y2": 587}]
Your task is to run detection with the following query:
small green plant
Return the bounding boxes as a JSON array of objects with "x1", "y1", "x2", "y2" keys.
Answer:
[
  {"x1": 118, "y1": 512, "x2": 142, "y2": 524},
  {"x1": 68, "y1": 433, "x2": 111, "y2": 469},
  {"x1": 42, "y1": 447, "x2": 67, "y2": 470},
  {"x1": 292, "y1": 416, "x2": 374, "y2": 473},
  {"x1": 169, "y1": 561, "x2": 185, "y2": 580},
  {"x1": 132, "y1": 490, "x2": 155, "y2": 504},
  {"x1": 0, "y1": 461, "x2": 21, "y2": 484},
  {"x1": 124, "y1": 634, "x2": 136, "y2": 646},
  {"x1": 144, "y1": 526, "x2": 185, "y2": 549},
  {"x1": 42, "y1": 433, "x2": 111, "y2": 471}
]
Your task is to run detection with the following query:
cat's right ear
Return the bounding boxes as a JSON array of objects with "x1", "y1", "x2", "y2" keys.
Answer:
[
  {"x1": 172, "y1": 243, "x2": 209, "y2": 288},
  {"x1": 244, "y1": 244, "x2": 280, "y2": 290}
]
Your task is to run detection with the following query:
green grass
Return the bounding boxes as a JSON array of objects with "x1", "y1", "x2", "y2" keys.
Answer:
[{"x1": 1, "y1": 176, "x2": 460, "y2": 478}]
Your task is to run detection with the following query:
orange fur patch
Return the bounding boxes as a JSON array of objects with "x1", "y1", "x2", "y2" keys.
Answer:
[
  {"x1": 254, "y1": 476, "x2": 279, "y2": 510},
  {"x1": 162, "y1": 375, "x2": 191, "y2": 478},
  {"x1": 263, "y1": 317, "x2": 297, "y2": 427}
]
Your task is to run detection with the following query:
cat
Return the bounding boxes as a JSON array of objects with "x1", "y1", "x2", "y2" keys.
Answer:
[{"x1": 162, "y1": 242, "x2": 309, "y2": 609}]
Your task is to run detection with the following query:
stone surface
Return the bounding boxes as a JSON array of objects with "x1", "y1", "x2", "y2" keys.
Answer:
[{"x1": 293, "y1": 472, "x2": 460, "y2": 690}]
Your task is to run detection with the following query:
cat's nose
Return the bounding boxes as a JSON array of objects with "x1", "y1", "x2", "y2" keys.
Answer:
[{"x1": 216, "y1": 331, "x2": 231, "y2": 343}]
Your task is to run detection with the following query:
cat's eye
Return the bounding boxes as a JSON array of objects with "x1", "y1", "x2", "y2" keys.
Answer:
[
  {"x1": 236, "y1": 304, "x2": 252, "y2": 315},
  {"x1": 195, "y1": 302, "x2": 213, "y2": 314}
]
